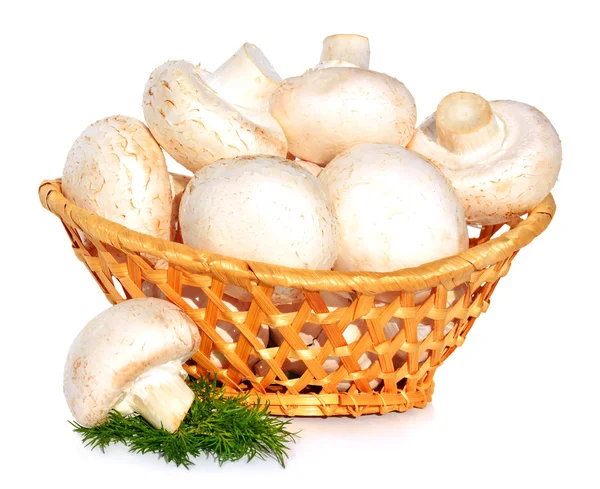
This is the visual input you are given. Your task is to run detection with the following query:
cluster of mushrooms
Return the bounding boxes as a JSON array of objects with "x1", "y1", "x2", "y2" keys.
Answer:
[{"x1": 62, "y1": 34, "x2": 562, "y2": 432}]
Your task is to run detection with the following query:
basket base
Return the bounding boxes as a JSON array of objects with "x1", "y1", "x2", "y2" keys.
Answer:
[{"x1": 235, "y1": 382, "x2": 435, "y2": 417}]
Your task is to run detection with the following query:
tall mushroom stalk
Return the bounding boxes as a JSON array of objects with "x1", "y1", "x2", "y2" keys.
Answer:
[
  {"x1": 113, "y1": 361, "x2": 197, "y2": 433},
  {"x1": 434, "y1": 92, "x2": 504, "y2": 155},
  {"x1": 204, "y1": 43, "x2": 282, "y2": 109},
  {"x1": 318, "y1": 33, "x2": 370, "y2": 68},
  {"x1": 143, "y1": 44, "x2": 287, "y2": 173}
]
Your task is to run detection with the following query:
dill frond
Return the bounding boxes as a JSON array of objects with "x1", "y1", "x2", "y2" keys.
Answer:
[{"x1": 70, "y1": 377, "x2": 298, "y2": 468}]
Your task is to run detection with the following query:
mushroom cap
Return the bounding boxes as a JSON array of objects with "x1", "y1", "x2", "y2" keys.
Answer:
[
  {"x1": 143, "y1": 61, "x2": 287, "y2": 173},
  {"x1": 62, "y1": 115, "x2": 172, "y2": 240},
  {"x1": 269, "y1": 67, "x2": 416, "y2": 165},
  {"x1": 179, "y1": 155, "x2": 339, "y2": 270},
  {"x1": 64, "y1": 298, "x2": 200, "y2": 427},
  {"x1": 408, "y1": 100, "x2": 562, "y2": 224},
  {"x1": 319, "y1": 143, "x2": 469, "y2": 272}
]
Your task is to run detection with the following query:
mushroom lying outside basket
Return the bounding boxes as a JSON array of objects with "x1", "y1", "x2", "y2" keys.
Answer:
[{"x1": 39, "y1": 179, "x2": 555, "y2": 416}]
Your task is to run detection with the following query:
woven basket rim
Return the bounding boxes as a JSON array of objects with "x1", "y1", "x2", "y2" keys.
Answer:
[{"x1": 39, "y1": 177, "x2": 555, "y2": 294}]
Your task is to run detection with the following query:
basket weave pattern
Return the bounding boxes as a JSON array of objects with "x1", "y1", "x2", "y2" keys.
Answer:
[{"x1": 40, "y1": 179, "x2": 555, "y2": 416}]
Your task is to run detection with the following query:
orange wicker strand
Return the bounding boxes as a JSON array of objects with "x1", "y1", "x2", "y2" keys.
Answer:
[{"x1": 39, "y1": 178, "x2": 556, "y2": 416}]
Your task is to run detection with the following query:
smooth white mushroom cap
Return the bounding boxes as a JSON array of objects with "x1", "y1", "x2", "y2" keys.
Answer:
[
  {"x1": 270, "y1": 68, "x2": 416, "y2": 165},
  {"x1": 408, "y1": 94, "x2": 562, "y2": 224},
  {"x1": 62, "y1": 116, "x2": 172, "y2": 240},
  {"x1": 64, "y1": 298, "x2": 200, "y2": 427},
  {"x1": 209, "y1": 157, "x2": 322, "y2": 304},
  {"x1": 179, "y1": 155, "x2": 339, "y2": 270},
  {"x1": 319, "y1": 143, "x2": 469, "y2": 272},
  {"x1": 143, "y1": 59, "x2": 287, "y2": 173}
]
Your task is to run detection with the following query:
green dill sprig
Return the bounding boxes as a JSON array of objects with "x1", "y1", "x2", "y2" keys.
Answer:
[{"x1": 70, "y1": 377, "x2": 299, "y2": 468}]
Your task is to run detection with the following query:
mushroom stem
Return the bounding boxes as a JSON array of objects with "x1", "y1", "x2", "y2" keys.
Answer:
[
  {"x1": 319, "y1": 34, "x2": 370, "y2": 69},
  {"x1": 435, "y1": 92, "x2": 504, "y2": 155},
  {"x1": 116, "y1": 362, "x2": 195, "y2": 433},
  {"x1": 206, "y1": 43, "x2": 282, "y2": 110}
]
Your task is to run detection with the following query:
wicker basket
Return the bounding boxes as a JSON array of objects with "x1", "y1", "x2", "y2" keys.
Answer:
[{"x1": 39, "y1": 178, "x2": 555, "y2": 417}]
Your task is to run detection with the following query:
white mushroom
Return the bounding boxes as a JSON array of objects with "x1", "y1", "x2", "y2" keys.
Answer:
[
  {"x1": 143, "y1": 44, "x2": 287, "y2": 173},
  {"x1": 269, "y1": 34, "x2": 416, "y2": 165},
  {"x1": 179, "y1": 154, "x2": 339, "y2": 270},
  {"x1": 62, "y1": 115, "x2": 172, "y2": 241},
  {"x1": 180, "y1": 287, "x2": 268, "y2": 369},
  {"x1": 319, "y1": 143, "x2": 469, "y2": 273},
  {"x1": 170, "y1": 165, "x2": 315, "y2": 306},
  {"x1": 408, "y1": 92, "x2": 562, "y2": 225},
  {"x1": 64, "y1": 298, "x2": 200, "y2": 433}
]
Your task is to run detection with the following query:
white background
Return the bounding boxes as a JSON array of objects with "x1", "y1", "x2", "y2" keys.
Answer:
[{"x1": 2, "y1": 0, "x2": 599, "y2": 487}]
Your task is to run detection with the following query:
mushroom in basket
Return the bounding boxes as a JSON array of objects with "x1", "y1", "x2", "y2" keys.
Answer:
[
  {"x1": 270, "y1": 34, "x2": 417, "y2": 166},
  {"x1": 408, "y1": 91, "x2": 562, "y2": 225},
  {"x1": 143, "y1": 44, "x2": 287, "y2": 172},
  {"x1": 62, "y1": 115, "x2": 173, "y2": 245},
  {"x1": 179, "y1": 154, "x2": 339, "y2": 305}
]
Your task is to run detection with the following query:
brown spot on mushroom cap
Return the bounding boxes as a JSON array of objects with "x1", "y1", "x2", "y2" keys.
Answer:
[{"x1": 63, "y1": 298, "x2": 200, "y2": 427}]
